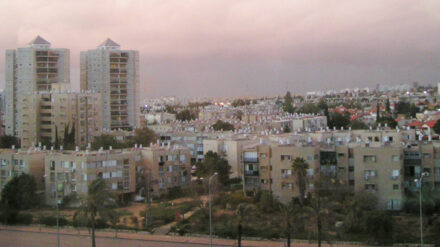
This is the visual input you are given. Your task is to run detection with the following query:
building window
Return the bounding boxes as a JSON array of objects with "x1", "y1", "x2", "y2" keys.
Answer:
[
  {"x1": 393, "y1": 184, "x2": 399, "y2": 190},
  {"x1": 363, "y1": 155, "x2": 377, "y2": 163},
  {"x1": 392, "y1": 155, "x2": 399, "y2": 162},
  {"x1": 281, "y1": 155, "x2": 291, "y2": 161}
]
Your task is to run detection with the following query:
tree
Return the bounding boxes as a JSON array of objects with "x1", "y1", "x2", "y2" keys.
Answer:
[
  {"x1": 195, "y1": 151, "x2": 231, "y2": 185},
  {"x1": 376, "y1": 104, "x2": 380, "y2": 123},
  {"x1": 283, "y1": 91, "x2": 295, "y2": 114},
  {"x1": 343, "y1": 192, "x2": 378, "y2": 233},
  {"x1": 349, "y1": 120, "x2": 368, "y2": 130},
  {"x1": 126, "y1": 126, "x2": 157, "y2": 147},
  {"x1": 1, "y1": 174, "x2": 38, "y2": 223},
  {"x1": 409, "y1": 103, "x2": 419, "y2": 118},
  {"x1": 63, "y1": 123, "x2": 76, "y2": 150},
  {"x1": 292, "y1": 157, "x2": 309, "y2": 205},
  {"x1": 211, "y1": 120, "x2": 234, "y2": 131},
  {"x1": 330, "y1": 112, "x2": 350, "y2": 129},
  {"x1": 385, "y1": 98, "x2": 391, "y2": 113},
  {"x1": 300, "y1": 103, "x2": 320, "y2": 114},
  {"x1": 283, "y1": 124, "x2": 291, "y2": 133},
  {"x1": 234, "y1": 110, "x2": 243, "y2": 120},
  {"x1": 434, "y1": 120, "x2": 440, "y2": 134},
  {"x1": 234, "y1": 203, "x2": 253, "y2": 247},
  {"x1": 0, "y1": 135, "x2": 20, "y2": 148},
  {"x1": 176, "y1": 109, "x2": 196, "y2": 121},
  {"x1": 279, "y1": 202, "x2": 302, "y2": 247},
  {"x1": 91, "y1": 135, "x2": 120, "y2": 150},
  {"x1": 377, "y1": 116, "x2": 397, "y2": 128},
  {"x1": 318, "y1": 99, "x2": 329, "y2": 121},
  {"x1": 363, "y1": 211, "x2": 393, "y2": 245},
  {"x1": 74, "y1": 179, "x2": 118, "y2": 247}
]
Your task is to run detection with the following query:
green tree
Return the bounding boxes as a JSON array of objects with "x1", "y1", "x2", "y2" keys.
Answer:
[
  {"x1": 343, "y1": 192, "x2": 378, "y2": 233},
  {"x1": 433, "y1": 120, "x2": 440, "y2": 134},
  {"x1": 409, "y1": 103, "x2": 419, "y2": 118},
  {"x1": 279, "y1": 202, "x2": 302, "y2": 247},
  {"x1": 126, "y1": 126, "x2": 157, "y2": 147},
  {"x1": 283, "y1": 124, "x2": 291, "y2": 133},
  {"x1": 283, "y1": 91, "x2": 295, "y2": 114},
  {"x1": 318, "y1": 99, "x2": 329, "y2": 121},
  {"x1": 195, "y1": 151, "x2": 231, "y2": 185},
  {"x1": 292, "y1": 157, "x2": 309, "y2": 205},
  {"x1": 211, "y1": 120, "x2": 234, "y2": 131},
  {"x1": 395, "y1": 101, "x2": 411, "y2": 115},
  {"x1": 1, "y1": 174, "x2": 38, "y2": 223},
  {"x1": 385, "y1": 98, "x2": 391, "y2": 113},
  {"x1": 301, "y1": 103, "x2": 320, "y2": 114},
  {"x1": 330, "y1": 112, "x2": 350, "y2": 129},
  {"x1": 363, "y1": 211, "x2": 393, "y2": 245},
  {"x1": 74, "y1": 179, "x2": 118, "y2": 247},
  {"x1": 377, "y1": 116, "x2": 397, "y2": 128},
  {"x1": 91, "y1": 135, "x2": 121, "y2": 150},
  {"x1": 349, "y1": 120, "x2": 368, "y2": 130},
  {"x1": 176, "y1": 109, "x2": 196, "y2": 121},
  {"x1": 376, "y1": 103, "x2": 380, "y2": 123},
  {"x1": 0, "y1": 135, "x2": 20, "y2": 148}
]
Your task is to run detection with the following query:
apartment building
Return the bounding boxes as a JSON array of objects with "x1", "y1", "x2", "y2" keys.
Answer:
[
  {"x1": 159, "y1": 132, "x2": 208, "y2": 163},
  {"x1": 44, "y1": 149, "x2": 137, "y2": 206},
  {"x1": 241, "y1": 129, "x2": 440, "y2": 210},
  {"x1": 204, "y1": 136, "x2": 257, "y2": 178},
  {"x1": 140, "y1": 144, "x2": 191, "y2": 196},
  {"x1": 5, "y1": 36, "x2": 70, "y2": 137},
  {"x1": 80, "y1": 39, "x2": 140, "y2": 130},
  {"x1": 20, "y1": 84, "x2": 102, "y2": 148},
  {"x1": 141, "y1": 143, "x2": 191, "y2": 196},
  {"x1": 0, "y1": 148, "x2": 46, "y2": 194}
]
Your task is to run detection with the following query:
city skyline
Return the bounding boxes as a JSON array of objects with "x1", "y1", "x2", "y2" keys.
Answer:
[{"x1": 0, "y1": 0, "x2": 439, "y2": 98}]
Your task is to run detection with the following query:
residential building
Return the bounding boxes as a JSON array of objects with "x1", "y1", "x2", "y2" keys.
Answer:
[
  {"x1": 140, "y1": 144, "x2": 191, "y2": 196},
  {"x1": 80, "y1": 39, "x2": 140, "y2": 130},
  {"x1": 20, "y1": 84, "x2": 102, "y2": 148},
  {"x1": 0, "y1": 148, "x2": 46, "y2": 194},
  {"x1": 44, "y1": 149, "x2": 137, "y2": 206},
  {"x1": 5, "y1": 36, "x2": 69, "y2": 137}
]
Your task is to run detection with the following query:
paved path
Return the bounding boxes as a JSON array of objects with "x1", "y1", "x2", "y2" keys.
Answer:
[
  {"x1": 153, "y1": 209, "x2": 197, "y2": 235},
  {"x1": 0, "y1": 225, "x2": 372, "y2": 247}
]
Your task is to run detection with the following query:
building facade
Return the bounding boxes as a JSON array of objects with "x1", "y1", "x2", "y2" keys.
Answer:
[
  {"x1": 80, "y1": 39, "x2": 140, "y2": 130},
  {"x1": 21, "y1": 84, "x2": 102, "y2": 148},
  {"x1": 5, "y1": 36, "x2": 69, "y2": 136}
]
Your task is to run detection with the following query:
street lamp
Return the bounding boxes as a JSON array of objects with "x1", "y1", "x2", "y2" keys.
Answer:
[
  {"x1": 209, "y1": 172, "x2": 218, "y2": 247},
  {"x1": 415, "y1": 172, "x2": 429, "y2": 247}
]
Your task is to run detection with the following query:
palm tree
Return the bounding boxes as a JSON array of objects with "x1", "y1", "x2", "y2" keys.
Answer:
[
  {"x1": 292, "y1": 157, "x2": 309, "y2": 205},
  {"x1": 234, "y1": 203, "x2": 253, "y2": 247},
  {"x1": 74, "y1": 179, "x2": 117, "y2": 247}
]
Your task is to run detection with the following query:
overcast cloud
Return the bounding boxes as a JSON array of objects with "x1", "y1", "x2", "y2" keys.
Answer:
[{"x1": 0, "y1": 0, "x2": 439, "y2": 97}]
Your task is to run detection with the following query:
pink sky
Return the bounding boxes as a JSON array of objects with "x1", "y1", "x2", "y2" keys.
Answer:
[{"x1": 0, "y1": 0, "x2": 440, "y2": 97}]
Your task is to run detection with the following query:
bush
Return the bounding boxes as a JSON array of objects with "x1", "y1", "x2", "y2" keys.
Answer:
[
  {"x1": 14, "y1": 213, "x2": 33, "y2": 225},
  {"x1": 39, "y1": 216, "x2": 69, "y2": 227}
]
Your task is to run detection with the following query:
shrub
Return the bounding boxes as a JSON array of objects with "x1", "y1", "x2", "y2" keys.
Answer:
[
  {"x1": 14, "y1": 213, "x2": 33, "y2": 225},
  {"x1": 39, "y1": 216, "x2": 69, "y2": 227}
]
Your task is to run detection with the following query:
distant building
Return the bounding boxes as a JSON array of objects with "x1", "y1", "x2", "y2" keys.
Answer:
[
  {"x1": 20, "y1": 84, "x2": 103, "y2": 148},
  {"x1": 5, "y1": 36, "x2": 70, "y2": 136},
  {"x1": 80, "y1": 39, "x2": 140, "y2": 130}
]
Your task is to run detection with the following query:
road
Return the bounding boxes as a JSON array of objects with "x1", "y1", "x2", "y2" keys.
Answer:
[{"x1": 0, "y1": 229, "x2": 230, "y2": 247}]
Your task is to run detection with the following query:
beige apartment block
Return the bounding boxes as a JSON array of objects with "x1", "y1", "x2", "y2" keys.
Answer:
[
  {"x1": 242, "y1": 144, "x2": 271, "y2": 192},
  {"x1": 20, "y1": 84, "x2": 102, "y2": 149},
  {"x1": 44, "y1": 149, "x2": 137, "y2": 206},
  {"x1": 204, "y1": 137, "x2": 256, "y2": 178},
  {"x1": 140, "y1": 145, "x2": 191, "y2": 197},
  {"x1": 5, "y1": 36, "x2": 69, "y2": 137},
  {"x1": 80, "y1": 39, "x2": 140, "y2": 130},
  {"x1": 352, "y1": 145, "x2": 404, "y2": 210},
  {"x1": 0, "y1": 148, "x2": 46, "y2": 194}
]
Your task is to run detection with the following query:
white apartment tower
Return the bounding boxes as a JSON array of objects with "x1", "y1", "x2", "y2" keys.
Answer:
[
  {"x1": 4, "y1": 36, "x2": 70, "y2": 136},
  {"x1": 80, "y1": 39, "x2": 140, "y2": 130}
]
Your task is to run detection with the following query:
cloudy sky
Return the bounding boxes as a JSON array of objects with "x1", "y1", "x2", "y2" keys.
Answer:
[{"x1": 0, "y1": 0, "x2": 439, "y2": 98}]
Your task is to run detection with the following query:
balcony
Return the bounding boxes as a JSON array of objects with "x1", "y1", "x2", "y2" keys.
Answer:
[{"x1": 244, "y1": 170, "x2": 259, "y2": 176}]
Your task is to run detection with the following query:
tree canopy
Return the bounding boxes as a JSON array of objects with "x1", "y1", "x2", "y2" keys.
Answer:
[
  {"x1": 283, "y1": 92, "x2": 295, "y2": 114},
  {"x1": 212, "y1": 120, "x2": 235, "y2": 131},
  {"x1": 0, "y1": 135, "x2": 20, "y2": 148},
  {"x1": 1, "y1": 174, "x2": 38, "y2": 210},
  {"x1": 195, "y1": 151, "x2": 231, "y2": 185}
]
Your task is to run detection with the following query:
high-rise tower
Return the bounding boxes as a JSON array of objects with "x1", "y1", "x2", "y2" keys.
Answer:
[
  {"x1": 80, "y1": 39, "x2": 139, "y2": 130},
  {"x1": 4, "y1": 36, "x2": 70, "y2": 136}
]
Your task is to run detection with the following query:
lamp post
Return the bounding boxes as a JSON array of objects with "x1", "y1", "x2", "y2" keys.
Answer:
[
  {"x1": 209, "y1": 172, "x2": 218, "y2": 247},
  {"x1": 415, "y1": 172, "x2": 429, "y2": 247}
]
